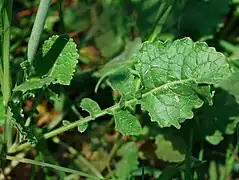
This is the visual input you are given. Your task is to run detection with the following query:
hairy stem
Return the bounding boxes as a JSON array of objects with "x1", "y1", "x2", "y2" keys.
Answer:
[{"x1": 9, "y1": 79, "x2": 193, "y2": 154}]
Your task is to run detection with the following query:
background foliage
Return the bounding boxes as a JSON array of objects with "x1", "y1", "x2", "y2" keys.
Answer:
[{"x1": 2, "y1": 0, "x2": 239, "y2": 179}]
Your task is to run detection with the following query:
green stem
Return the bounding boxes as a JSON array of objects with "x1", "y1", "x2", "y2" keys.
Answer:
[
  {"x1": 28, "y1": 0, "x2": 51, "y2": 63},
  {"x1": 9, "y1": 79, "x2": 194, "y2": 154},
  {"x1": 2, "y1": 0, "x2": 13, "y2": 150},
  {"x1": 6, "y1": 155, "x2": 102, "y2": 179}
]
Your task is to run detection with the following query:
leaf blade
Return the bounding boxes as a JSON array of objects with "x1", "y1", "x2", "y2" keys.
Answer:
[{"x1": 133, "y1": 38, "x2": 230, "y2": 128}]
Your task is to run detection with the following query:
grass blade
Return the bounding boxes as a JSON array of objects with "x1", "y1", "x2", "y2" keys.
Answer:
[{"x1": 6, "y1": 155, "x2": 104, "y2": 179}]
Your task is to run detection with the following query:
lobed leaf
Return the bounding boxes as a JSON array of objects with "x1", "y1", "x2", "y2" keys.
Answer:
[
  {"x1": 113, "y1": 110, "x2": 142, "y2": 136},
  {"x1": 109, "y1": 67, "x2": 142, "y2": 135},
  {"x1": 80, "y1": 98, "x2": 101, "y2": 118},
  {"x1": 133, "y1": 37, "x2": 230, "y2": 128}
]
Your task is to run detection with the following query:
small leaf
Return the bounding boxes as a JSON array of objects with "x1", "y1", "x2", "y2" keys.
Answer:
[
  {"x1": 62, "y1": 120, "x2": 71, "y2": 126},
  {"x1": 205, "y1": 131, "x2": 224, "y2": 145},
  {"x1": 115, "y1": 142, "x2": 139, "y2": 179},
  {"x1": 80, "y1": 98, "x2": 101, "y2": 118},
  {"x1": 155, "y1": 132, "x2": 187, "y2": 162},
  {"x1": 109, "y1": 67, "x2": 136, "y2": 100},
  {"x1": 133, "y1": 38, "x2": 230, "y2": 128},
  {"x1": 14, "y1": 35, "x2": 78, "y2": 93},
  {"x1": 113, "y1": 110, "x2": 142, "y2": 135},
  {"x1": 77, "y1": 122, "x2": 88, "y2": 133},
  {"x1": 13, "y1": 76, "x2": 52, "y2": 93}
]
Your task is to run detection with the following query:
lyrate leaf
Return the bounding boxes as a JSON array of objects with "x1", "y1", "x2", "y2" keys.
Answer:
[
  {"x1": 113, "y1": 109, "x2": 142, "y2": 136},
  {"x1": 14, "y1": 35, "x2": 78, "y2": 93},
  {"x1": 80, "y1": 98, "x2": 101, "y2": 118},
  {"x1": 109, "y1": 67, "x2": 142, "y2": 135},
  {"x1": 133, "y1": 37, "x2": 230, "y2": 128}
]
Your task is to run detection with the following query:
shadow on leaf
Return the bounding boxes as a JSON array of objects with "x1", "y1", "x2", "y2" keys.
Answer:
[{"x1": 33, "y1": 34, "x2": 70, "y2": 77}]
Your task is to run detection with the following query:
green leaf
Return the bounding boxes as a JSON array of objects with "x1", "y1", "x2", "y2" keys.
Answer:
[
  {"x1": 38, "y1": 35, "x2": 78, "y2": 84},
  {"x1": 109, "y1": 67, "x2": 142, "y2": 135},
  {"x1": 205, "y1": 131, "x2": 224, "y2": 145},
  {"x1": 14, "y1": 35, "x2": 78, "y2": 93},
  {"x1": 113, "y1": 109, "x2": 142, "y2": 136},
  {"x1": 77, "y1": 123, "x2": 88, "y2": 133},
  {"x1": 115, "y1": 142, "x2": 138, "y2": 179},
  {"x1": 109, "y1": 67, "x2": 136, "y2": 100},
  {"x1": 13, "y1": 76, "x2": 52, "y2": 93},
  {"x1": 133, "y1": 38, "x2": 230, "y2": 128},
  {"x1": 80, "y1": 98, "x2": 101, "y2": 118},
  {"x1": 155, "y1": 132, "x2": 187, "y2": 162},
  {"x1": 62, "y1": 120, "x2": 71, "y2": 126}
]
